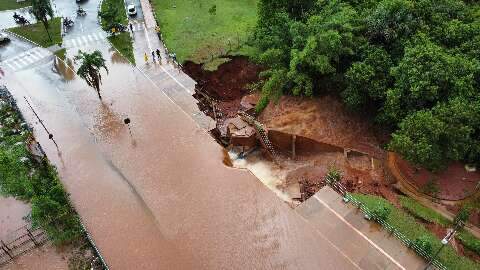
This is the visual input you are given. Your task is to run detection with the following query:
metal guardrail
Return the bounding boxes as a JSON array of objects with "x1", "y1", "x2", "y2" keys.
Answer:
[{"x1": 325, "y1": 178, "x2": 447, "y2": 270}]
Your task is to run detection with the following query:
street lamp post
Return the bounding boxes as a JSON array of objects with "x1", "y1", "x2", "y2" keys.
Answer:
[
  {"x1": 424, "y1": 221, "x2": 464, "y2": 270},
  {"x1": 24, "y1": 96, "x2": 58, "y2": 149}
]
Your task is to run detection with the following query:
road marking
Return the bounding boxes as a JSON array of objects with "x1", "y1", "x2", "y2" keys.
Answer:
[
  {"x1": 87, "y1": 34, "x2": 94, "y2": 42},
  {"x1": 6, "y1": 62, "x2": 15, "y2": 70},
  {"x1": 23, "y1": 53, "x2": 35, "y2": 64},
  {"x1": 10, "y1": 61, "x2": 22, "y2": 70},
  {"x1": 81, "y1": 36, "x2": 88, "y2": 45},
  {"x1": 142, "y1": 23, "x2": 192, "y2": 94},
  {"x1": 16, "y1": 57, "x2": 29, "y2": 66},
  {"x1": 71, "y1": 38, "x2": 78, "y2": 47},
  {"x1": 313, "y1": 195, "x2": 406, "y2": 270}
]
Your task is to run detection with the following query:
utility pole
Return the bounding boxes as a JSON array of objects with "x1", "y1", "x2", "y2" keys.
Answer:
[
  {"x1": 424, "y1": 221, "x2": 464, "y2": 270},
  {"x1": 24, "y1": 96, "x2": 58, "y2": 149}
]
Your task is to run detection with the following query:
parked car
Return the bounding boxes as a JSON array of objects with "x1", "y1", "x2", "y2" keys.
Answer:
[
  {"x1": 0, "y1": 33, "x2": 11, "y2": 44},
  {"x1": 127, "y1": 4, "x2": 137, "y2": 16}
]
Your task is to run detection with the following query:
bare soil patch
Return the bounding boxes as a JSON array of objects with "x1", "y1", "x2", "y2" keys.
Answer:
[{"x1": 396, "y1": 157, "x2": 480, "y2": 201}]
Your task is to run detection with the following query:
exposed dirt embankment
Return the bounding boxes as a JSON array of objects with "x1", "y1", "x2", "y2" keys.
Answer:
[
  {"x1": 259, "y1": 95, "x2": 388, "y2": 158},
  {"x1": 184, "y1": 57, "x2": 262, "y2": 120},
  {"x1": 184, "y1": 56, "x2": 262, "y2": 101}
]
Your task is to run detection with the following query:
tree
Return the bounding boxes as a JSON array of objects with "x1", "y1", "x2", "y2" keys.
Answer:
[
  {"x1": 382, "y1": 35, "x2": 479, "y2": 125},
  {"x1": 31, "y1": 0, "x2": 54, "y2": 42},
  {"x1": 389, "y1": 97, "x2": 480, "y2": 170},
  {"x1": 74, "y1": 50, "x2": 109, "y2": 100}
]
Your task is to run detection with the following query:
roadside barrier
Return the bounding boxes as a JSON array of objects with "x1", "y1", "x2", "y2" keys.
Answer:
[
  {"x1": 324, "y1": 178, "x2": 447, "y2": 270},
  {"x1": 0, "y1": 87, "x2": 110, "y2": 270}
]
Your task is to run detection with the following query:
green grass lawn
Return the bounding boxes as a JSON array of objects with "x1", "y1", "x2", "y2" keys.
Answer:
[
  {"x1": 108, "y1": 33, "x2": 135, "y2": 64},
  {"x1": 100, "y1": 0, "x2": 135, "y2": 64},
  {"x1": 0, "y1": 0, "x2": 31, "y2": 11},
  {"x1": 151, "y1": 0, "x2": 258, "y2": 66},
  {"x1": 9, "y1": 17, "x2": 62, "y2": 48},
  {"x1": 352, "y1": 193, "x2": 480, "y2": 270},
  {"x1": 54, "y1": 48, "x2": 66, "y2": 61}
]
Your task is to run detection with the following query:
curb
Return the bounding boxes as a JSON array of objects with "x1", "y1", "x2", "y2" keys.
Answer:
[{"x1": 3, "y1": 28, "x2": 42, "y2": 48}]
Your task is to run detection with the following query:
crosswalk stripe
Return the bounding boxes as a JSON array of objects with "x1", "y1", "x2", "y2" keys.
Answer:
[
  {"x1": 10, "y1": 61, "x2": 22, "y2": 69},
  {"x1": 81, "y1": 36, "x2": 88, "y2": 44},
  {"x1": 30, "y1": 49, "x2": 44, "y2": 59},
  {"x1": 33, "y1": 48, "x2": 47, "y2": 58},
  {"x1": 22, "y1": 54, "x2": 36, "y2": 64},
  {"x1": 6, "y1": 63, "x2": 16, "y2": 70},
  {"x1": 71, "y1": 38, "x2": 77, "y2": 47},
  {"x1": 87, "y1": 34, "x2": 94, "y2": 42},
  {"x1": 16, "y1": 57, "x2": 29, "y2": 67},
  {"x1": 91, "y1": 33, "x2": 100, "y2": 41}
]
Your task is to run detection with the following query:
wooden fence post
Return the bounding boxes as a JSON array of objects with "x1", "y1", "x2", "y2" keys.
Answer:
[
  {"x1": 26, "y1": 228, "x2": 39, "y2": 247},
  {"x1": 1, "y1": 240, "x2": 13, "y2": 259}
]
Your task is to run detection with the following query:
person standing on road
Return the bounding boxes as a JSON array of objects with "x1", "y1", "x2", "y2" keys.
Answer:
[
  {"x1": 156, "y1": 49, "x2": 161, "y2": 62},
  {"x1": 151, "y1": 51, "x2": 156, "y2": 63},
  {"x1": 144, "y1": 52, "x2": 149, "y2": 63}
]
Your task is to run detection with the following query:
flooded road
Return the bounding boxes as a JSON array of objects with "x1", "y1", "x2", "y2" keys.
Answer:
[{"x1": 2, "y1": 41, "x2": 360, "y2": 269}]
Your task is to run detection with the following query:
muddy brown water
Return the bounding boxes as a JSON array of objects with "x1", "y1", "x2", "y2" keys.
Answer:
[{"x1": 2, "y1": 44, "x2": 359, "y2": 269}]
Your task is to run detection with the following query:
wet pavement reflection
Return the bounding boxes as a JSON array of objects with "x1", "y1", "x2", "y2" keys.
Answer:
[{"x1": 2, "y1": 42, "x2": 359, "y2": 269}]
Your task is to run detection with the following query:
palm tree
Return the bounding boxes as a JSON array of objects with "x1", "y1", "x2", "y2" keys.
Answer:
[
  {"x1": 74, "y1": 50, "x2": 109, "y2": 100},
  {"x1": 31, "y1": 0, "x2": 54, "y2": 42}
]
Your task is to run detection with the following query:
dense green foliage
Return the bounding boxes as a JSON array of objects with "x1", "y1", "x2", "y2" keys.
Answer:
[
  {"x1": 99, "y1": 0, "x2": 134, "y2": 64},
  {"x1": 254, "y1": 0, "x2": 480, "y2": 170},
  {"x1": 352, "y1": 193, "x2": 480, "y2": 269},
  {"x1": 0, "y1": 95, "x2": 82, "y2": 244},
  {"x1": 75, "y1": 50, "x2": 109, "y2": 100},
  {"x1": 9, "y1": 17, "x2": 61, "y2": 47}
]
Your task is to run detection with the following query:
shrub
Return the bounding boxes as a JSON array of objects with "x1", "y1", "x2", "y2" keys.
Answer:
[
  {"x1": 399, "y1": 196, "x2": 450, "y2": 226},
  {"x1": 414, "y1": 234, "x2": 434, "y2": 257},
  {"x1": 371, "y1": 202, "x2": 391, "y2": 222},
  {"x1": 454, "y1": 205, "x2": 472, "y2": 225},
  {"x1": 325, "y1": 167, "x2": 342, "y2": 184}
]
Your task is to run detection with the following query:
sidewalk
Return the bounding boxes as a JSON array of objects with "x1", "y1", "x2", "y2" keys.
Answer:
[
  {"x1": 296, "y1": 187, "x2": 427, "y2": 270},
  {"x1": 129, "y1": 3, "x2": 214, "y2": 130}
]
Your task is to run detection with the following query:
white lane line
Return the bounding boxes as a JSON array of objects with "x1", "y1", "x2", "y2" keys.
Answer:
[
  {"x1": 313, "y1": 195, "x2": 406, "y2": 270},
  {"x1": 142, "y1": 23, "x2": 192, "y2": 94},
  {"x1": 81, "y1": 36, "x2": 88, "y2": 45}
]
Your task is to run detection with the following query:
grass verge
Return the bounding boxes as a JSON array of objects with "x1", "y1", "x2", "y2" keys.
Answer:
[
  {"x1": 100, "y1": 0, "x2": 135, "y2": 64},
  {"x1": 108, "y1": 32, "x2": 135, "y2": 64},
  {"x1": 151, "y1": 0, "x2": 258, "y2": 65},
  {"x1": 9, "y1": 17, "x2": 62, "y2": 48},
  {"x1": 399, "y1": 196, "x2": 451, "y2": 226},
  {"x1": 352, "y1": 193, "x2": 480, "y2": 270},
  {"x1": 54, "y1": 48, "x2": 66, "y2": 61},
  {"x1": 0, "y1": 0, "x2": 31, "y2": 11},
  {"x1": 0, "y1": 89, "x2": 81, "y2": 245}
]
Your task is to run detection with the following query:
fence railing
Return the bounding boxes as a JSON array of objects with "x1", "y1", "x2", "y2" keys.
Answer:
[
  {"x1": 324, "y1": 178, "x2": 447, "y2": 270},
  {"x1": 0, "y1": 223, "x2": 48, "y2": 266}
]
